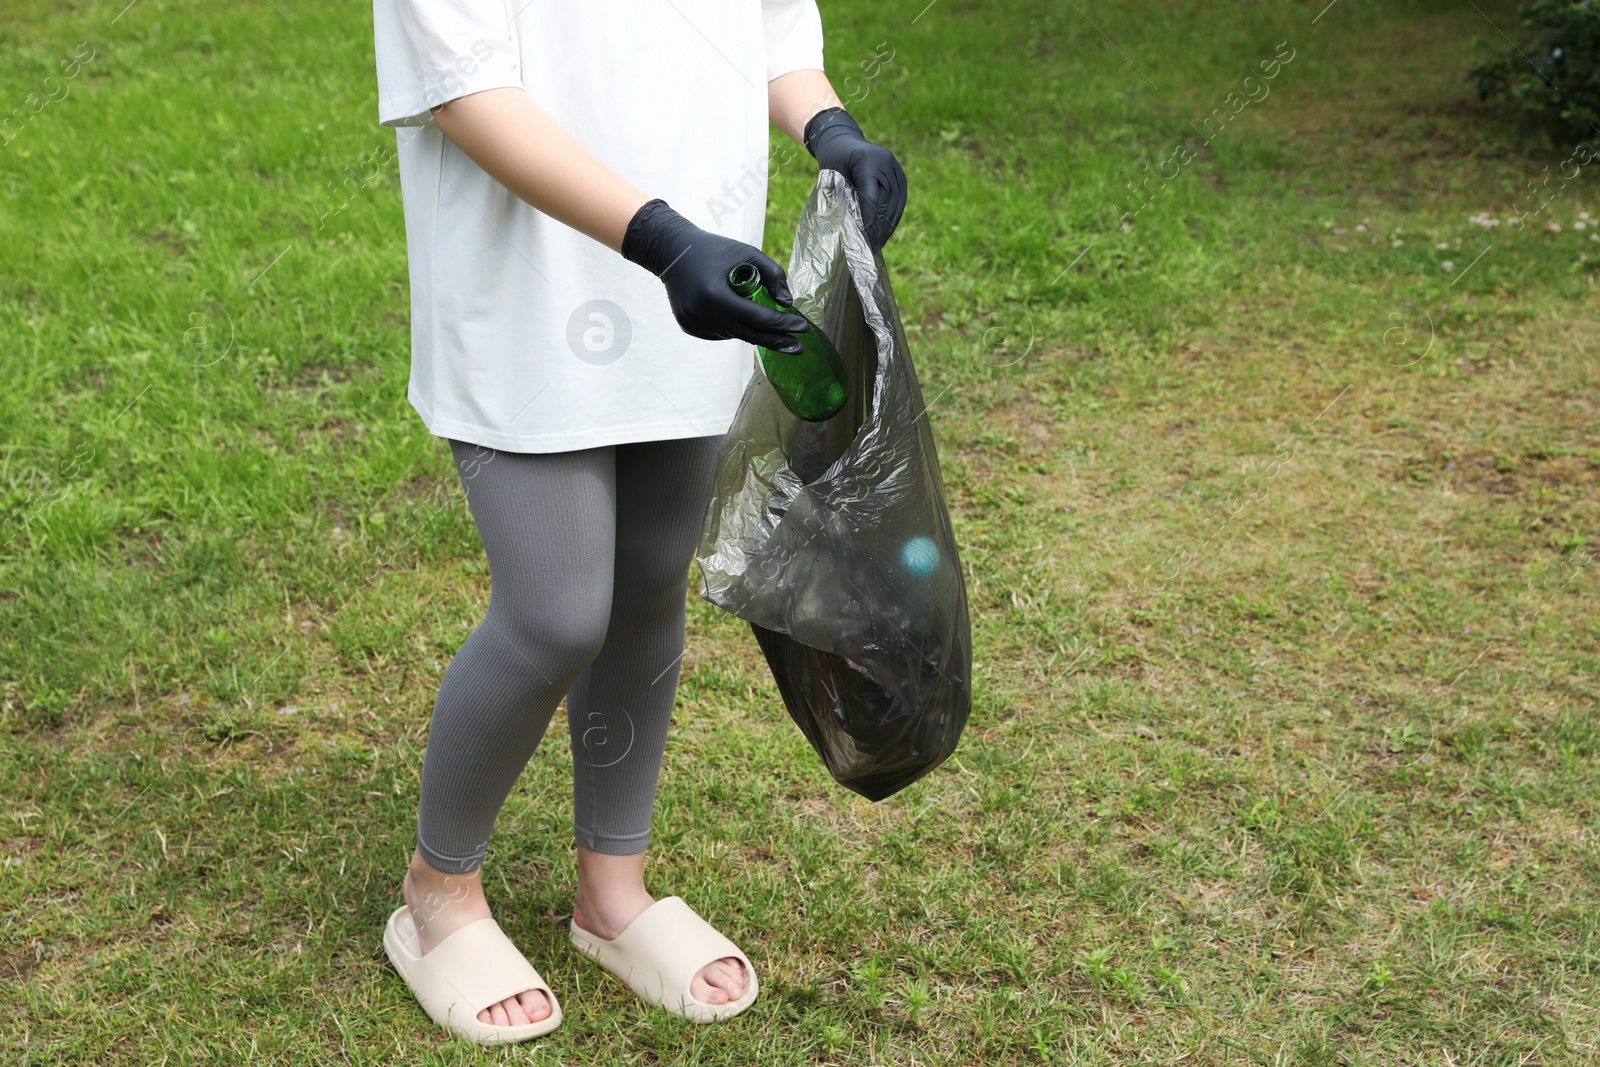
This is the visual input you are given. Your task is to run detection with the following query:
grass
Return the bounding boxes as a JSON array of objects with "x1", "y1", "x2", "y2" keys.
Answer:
[{"x1": 2, "y1": 0, "x2": 1597, "y2": 1063}]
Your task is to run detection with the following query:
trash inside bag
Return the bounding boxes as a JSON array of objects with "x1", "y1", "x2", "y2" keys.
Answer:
[{"x1": 695, "y1": 170, "x2": 973, "y2": 801}]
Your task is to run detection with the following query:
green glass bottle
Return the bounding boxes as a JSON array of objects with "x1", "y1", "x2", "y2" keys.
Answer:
[{"x1": 727, "y1": 263, "x2": 849, "y2": 422}]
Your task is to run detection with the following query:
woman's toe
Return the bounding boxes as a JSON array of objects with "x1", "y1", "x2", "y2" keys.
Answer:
[
  {"x1": 691, "y1": 968, "x2": 727, "y2": 1003},
  {"x1": 477, "y1": 989, "x2": 549, "y2": 1026},
  {"x1": 711, "y1": 958, "x2": 747, "y2": 997},
  {"x1": 519, "y1": 989, "x2": 552, "y2": 1022}
]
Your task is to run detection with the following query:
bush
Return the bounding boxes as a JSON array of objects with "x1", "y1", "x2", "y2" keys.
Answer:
[{"x1": 1470, "y1": 0, "x2": 1600, "y2": 148}]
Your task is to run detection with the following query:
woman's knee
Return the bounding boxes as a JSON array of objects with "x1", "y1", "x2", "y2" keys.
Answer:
[
  {"x1": 484, "y1": 585, "x2": 613, "y2": 681},
  {"x1": 610, "y1": 550, "x2": 693, "y2": 631}
]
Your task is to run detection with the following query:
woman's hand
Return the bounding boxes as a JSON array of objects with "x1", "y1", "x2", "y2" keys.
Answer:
[
  {"x1": 621, "y1": 200, "x2": 810, "y2": 354},
  {"x1": 804, "y1": 108, "x2": 907, "y2": 251},
  {"x1": 768, "y1": 72, "x2": 908, "y2": 252}
]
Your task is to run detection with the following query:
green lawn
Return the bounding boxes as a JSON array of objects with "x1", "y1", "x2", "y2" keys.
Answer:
[{"x1": 2, "y1": 0, "x2": 1597, "y2": 1063}]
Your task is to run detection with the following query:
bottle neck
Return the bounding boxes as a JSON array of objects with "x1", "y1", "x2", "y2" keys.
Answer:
[{"x1": 727, "y1": 263, "x2": 762, "y2": 297}]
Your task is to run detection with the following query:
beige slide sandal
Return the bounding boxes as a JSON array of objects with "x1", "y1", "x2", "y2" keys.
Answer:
[
  {"x1": 568, "y1": 896, "x2": 759, "y2": 1023},
  {"x1": 383, "y1": 904, "x2": 563, "y2": 1044}
]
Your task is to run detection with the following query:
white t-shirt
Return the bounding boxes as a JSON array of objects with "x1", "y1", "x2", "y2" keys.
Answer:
[{"x1": 372, "y1": 0, "x2": 825, "y2": 453}]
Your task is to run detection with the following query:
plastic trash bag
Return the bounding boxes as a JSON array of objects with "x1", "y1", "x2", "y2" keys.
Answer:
[{"x1": 694, "y1": 170, "x2": 972, "y2": 801}]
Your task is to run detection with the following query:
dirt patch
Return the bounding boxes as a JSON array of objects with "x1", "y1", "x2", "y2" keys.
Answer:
[
  {"x1": 289, "y1": 362, "x2": 366, "y2": 387},
  {"x1": 0, "y1": 941, "x2": 43, "y2": 983},
  {"x1": 1392, "y1": 449, "x2": 1600, "y2": 497}
]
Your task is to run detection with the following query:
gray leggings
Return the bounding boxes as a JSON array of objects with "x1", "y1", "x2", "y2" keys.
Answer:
[{"x1": 413, "y1": 434, "x2": 722, "y2": 874}]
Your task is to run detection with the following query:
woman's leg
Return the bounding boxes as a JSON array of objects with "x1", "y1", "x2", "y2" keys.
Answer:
[
  {"x1": 566, "y1": 434, "x2": 721, "y2": 854},
  {"x1": 403, "y1": 438, "x2": 617, "y2": 1027},
  {"x1": 417, "y1": 439, "x2": 618, "y2": 870},
  {"x1": 564, "y1": 434, "x2": 748, "y2": 1004}
]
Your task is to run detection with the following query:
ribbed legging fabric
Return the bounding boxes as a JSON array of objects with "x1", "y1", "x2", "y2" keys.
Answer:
[{"x1": 413, "y1": 435, "x2": 722, "y2": 874}]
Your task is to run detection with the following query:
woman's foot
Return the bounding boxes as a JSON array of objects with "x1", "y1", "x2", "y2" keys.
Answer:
[
  {"x1": 401, "y1": 847, "x2": 554, "y2": 1027},
  {"x1": 572, "y1": 845, "x2": 749, "y2": 1005}
]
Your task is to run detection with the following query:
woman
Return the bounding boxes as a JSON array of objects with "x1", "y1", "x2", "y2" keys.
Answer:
[{"x1": 369, "y1": 0, "x2": 906, "y2": 1044}]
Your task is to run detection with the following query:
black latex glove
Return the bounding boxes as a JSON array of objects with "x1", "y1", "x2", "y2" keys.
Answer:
[
  {"x1": 804, "y1": 107, "x2": 907, "y2": 251},
  {"x1": 621, "y1": 199, "x2": 809, "y2": 354}
]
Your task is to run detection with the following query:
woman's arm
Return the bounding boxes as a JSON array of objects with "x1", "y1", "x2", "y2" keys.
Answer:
[
  {"x1": 427, "y1": 84, "x2": 808, "y2": 350},
  {"x1": 428, "y1": 71, "x2": 855, "y2": 249},
  {"x1": 429, "y1": 87, "x2": 651, "y2": 252},
  {"x1": 767, "y1": 69, "x2": 844, "y2": 144}
]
